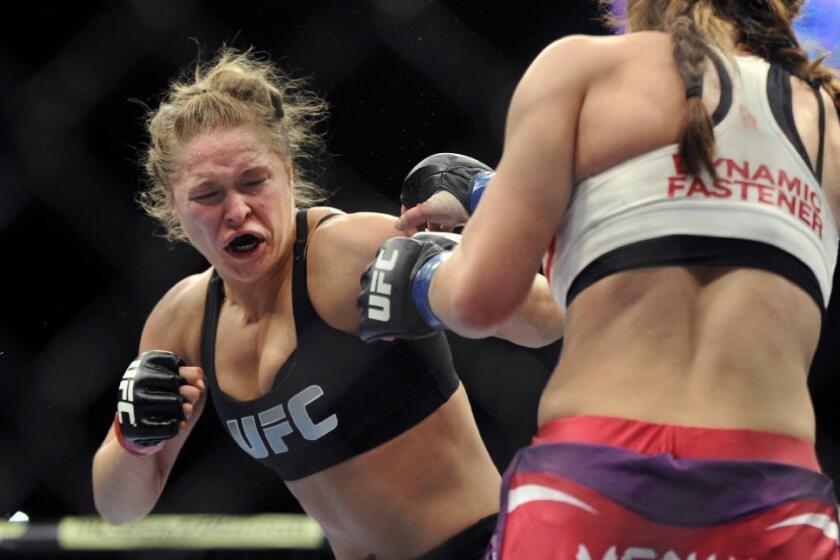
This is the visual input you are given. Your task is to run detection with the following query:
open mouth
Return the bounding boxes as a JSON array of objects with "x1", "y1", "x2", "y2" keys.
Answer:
[{"x1": 225, "y1": 234, "x2": 264, "y2": 256}]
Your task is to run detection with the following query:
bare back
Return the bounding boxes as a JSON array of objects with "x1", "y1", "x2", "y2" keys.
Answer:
[{"x1": 539, "y1": 32, "x2": 840, "y2": 439}]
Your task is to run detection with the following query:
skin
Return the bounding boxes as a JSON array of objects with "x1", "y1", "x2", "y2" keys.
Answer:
[
  {"x1": 420, "y1": 30, "x2": 840, "y2": 440},
  {"x1": 92, "y1": 125, "x2": 561, "y2": 559}
]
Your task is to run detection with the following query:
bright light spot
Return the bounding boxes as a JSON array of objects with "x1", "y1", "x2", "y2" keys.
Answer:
[{"x1": 9, "y1": 511, "x2": 29, "y2": 523}]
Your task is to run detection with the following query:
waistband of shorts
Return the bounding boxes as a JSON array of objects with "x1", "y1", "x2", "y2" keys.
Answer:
[{"x1": 534, "y1": 415, "x2": 820, "y2": 472}]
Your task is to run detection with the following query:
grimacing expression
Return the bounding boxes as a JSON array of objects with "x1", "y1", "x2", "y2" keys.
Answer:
[{"x1": 170, "y1": 125, "x2": 295, "y2": 283}]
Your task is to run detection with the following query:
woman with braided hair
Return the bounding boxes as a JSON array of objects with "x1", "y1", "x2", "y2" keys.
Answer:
[
  {"x1": 358, "y1": 0, "x2": 840, "y2": 557},
  {"x1": 91, "y1": 47, "x2": 564, "y2": 560}
]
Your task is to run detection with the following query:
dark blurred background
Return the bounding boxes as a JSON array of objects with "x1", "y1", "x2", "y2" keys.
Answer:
[{"x1": 0, "y1": 0, "x2": 838, "y2": 547}]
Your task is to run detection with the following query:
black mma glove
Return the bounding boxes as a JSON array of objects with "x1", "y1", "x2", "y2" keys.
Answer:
[
  {"x1": 114, "y1": 350, "x2": 186, "y2": 456},
  {"x1": 412, "y1": 231, "x2": 461, "y2": 250},
  {"x1": 358, "y1": 232, "x2": 461, "y2": 342},
  {"x1": 400, "y1": 153, "x2": 495, "y2": 215}
]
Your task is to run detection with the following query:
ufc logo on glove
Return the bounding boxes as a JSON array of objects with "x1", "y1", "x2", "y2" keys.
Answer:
[
  {"x1": 113, "y1": 350, "x2": 185, "y2": 455},
  {"x1": 117, "y1": 359, "x2": 141, "y2": 426},
  {"x1": 367, "y1": 248, "x2": 399, "y2": 322}
]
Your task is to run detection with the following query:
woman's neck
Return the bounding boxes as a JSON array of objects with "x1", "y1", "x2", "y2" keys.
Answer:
[{"x1": 221, "y1": 240, "x2": 296, "y2": 323}]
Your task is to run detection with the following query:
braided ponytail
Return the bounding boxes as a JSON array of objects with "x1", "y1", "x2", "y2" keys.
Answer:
[{"x1": 669, "y1": 8, "x2": 717, "y2": 176}]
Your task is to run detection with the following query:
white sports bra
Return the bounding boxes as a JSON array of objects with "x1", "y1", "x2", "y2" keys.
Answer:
[{"x1": 544, "y1": 53, "x2": 838, "y2": 314}]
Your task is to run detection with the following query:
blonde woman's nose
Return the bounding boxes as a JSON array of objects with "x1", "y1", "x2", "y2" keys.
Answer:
[{"x1": 223, "y1": 192, "x2": 251, "y2": 227}]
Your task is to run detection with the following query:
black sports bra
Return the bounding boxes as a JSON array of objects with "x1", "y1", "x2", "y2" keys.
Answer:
[{"x1": 200, "y1": 210, "x2": 459, "y2": 480}]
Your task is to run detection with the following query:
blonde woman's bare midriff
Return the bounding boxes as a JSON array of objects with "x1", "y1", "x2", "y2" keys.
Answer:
[
  {"x1": 286, "y1": 385, "x2": 500, "y2": 560},
  {"x1": 538, "y1": 265, "x2": 821, "y2": 440}
]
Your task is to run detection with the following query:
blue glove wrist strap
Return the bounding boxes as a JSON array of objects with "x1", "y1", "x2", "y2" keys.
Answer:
[
  {"x1": 469, "y1": 171, "x2": 494, "y2": 214},
  {"x1": 411, "y1": 251, "x2": 450, "y2": 330}
]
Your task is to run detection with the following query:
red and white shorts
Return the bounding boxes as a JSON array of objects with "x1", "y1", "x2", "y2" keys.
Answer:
[{"x1": 486, "y1": 416, "x2": 839, "y2": 559}]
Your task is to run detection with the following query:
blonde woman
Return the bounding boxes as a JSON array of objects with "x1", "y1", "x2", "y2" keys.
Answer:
[{"x1": 92, "y1": 48, "x2": 562, "y2": 560}]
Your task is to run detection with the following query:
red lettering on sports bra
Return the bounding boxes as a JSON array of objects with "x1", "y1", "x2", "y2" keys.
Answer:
[
  {"x1": 667, "y1": 158, "x2": 823, "y2": 239},
  {"x1": 751, "y1": 164, "x2": 774, "y2": 184}
]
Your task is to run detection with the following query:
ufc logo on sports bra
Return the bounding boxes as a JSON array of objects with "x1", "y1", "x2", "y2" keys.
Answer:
[
  {"x1": 575, "y1": 545, "x2": 753, "y2": 560},
  {"x1": 226, "y1": 385, "x2": 337, "y2": 459},
  {"x1": 366, "y1": 248, "x2": 398, "y2": 321}
]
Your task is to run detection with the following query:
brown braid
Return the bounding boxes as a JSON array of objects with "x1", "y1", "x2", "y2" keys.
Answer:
[{"x1": 668, "y1": 5, "x2": 717, "y2": 175}]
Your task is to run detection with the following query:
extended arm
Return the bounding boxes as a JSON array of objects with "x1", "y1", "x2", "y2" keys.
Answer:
[{"x1": 309, "y1": 210, "x2": 560, "y2": 346}]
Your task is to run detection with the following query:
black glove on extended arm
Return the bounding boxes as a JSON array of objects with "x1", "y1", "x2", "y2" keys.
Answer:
[
  {"x1": 358, "y1": 233, "x2": 460, "y2": 342},
  {"x1": 114, "y1": 350, "x2": 186, "y2": 456},
  {"x1": 400, "y1": 153, "x2": 494, "y2": 214}
]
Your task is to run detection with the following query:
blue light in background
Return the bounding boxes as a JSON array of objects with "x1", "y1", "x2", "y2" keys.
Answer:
[
  {"x1": 794, "y1": 0, "x2": 840, "y2": 65},
  {"x1": 608, "y1": 0, "x2": 627, "y2": 33},
  {"x1": 607, "y1": 0, "x2": 839, "y2": 66}
]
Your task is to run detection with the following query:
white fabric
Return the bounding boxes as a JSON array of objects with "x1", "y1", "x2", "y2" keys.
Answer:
[
  {"x1": 765, "y1": 512, "x2": 839, "y2": 543},
  {"x1": 507, "y1": 483, "x2": 598, "y2": 515}
]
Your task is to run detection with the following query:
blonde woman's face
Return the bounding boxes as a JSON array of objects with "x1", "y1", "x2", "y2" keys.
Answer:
[{"x1": 169, "y1": 125, "x2": 295, "y2": 284}]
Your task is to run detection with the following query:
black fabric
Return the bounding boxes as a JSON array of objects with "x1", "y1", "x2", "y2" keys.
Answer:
[
  {"x1": 315, "y1": 212, "x2": 340, "y2": 228},
  {"x1": 415, "y1": 514, "x2": 498, "y2": 560},
  {"x1": 708, "y1": 50, "x2": 732, "y2": 125},
  {"x1": 566, "y1": 235, "x2": 824, "y2": 315},
  {"x1": 200, "y1": 209, "x2": 459, "y2": 480},
  {"x1": 814, "y1": 84, "x2": 826, "y2": 183},
  {"x1": 400, "y1": 152, "x2": 493, "y2": 210},
  {"x1": 767, "y1": 64, "x2": 825, "y2": 182}
]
